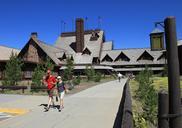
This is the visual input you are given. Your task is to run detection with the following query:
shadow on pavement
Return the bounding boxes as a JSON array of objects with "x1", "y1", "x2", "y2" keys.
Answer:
[{"x1": 39, "y1": 104, "x2": 60, "y2": 110}]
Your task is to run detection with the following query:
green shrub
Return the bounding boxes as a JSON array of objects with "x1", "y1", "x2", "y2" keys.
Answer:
[
  {"x1": 72, "y1": 76, "x2": 81, "y2": 85},
  {"x1": 85, "y1": 65, "x2": 95, "y2": 81},
  {"x1": 133, "y1": 112, "x2": 148, "y2": 128},
  {"x1": 135, "y1": 66, "x2": 157, "y2": 127},
  {"x1": 94, "y1": 72, "x2": 102, "y2": 82},
  {"x1": 63, "y1": 57, "x2": 74, "y2": 81},
  {"x1": 3, "y1": 52, "x2": 23, "y2": 86},
  {"x1": 32, "y1": 64, "x2": 45, "y2": 87}
]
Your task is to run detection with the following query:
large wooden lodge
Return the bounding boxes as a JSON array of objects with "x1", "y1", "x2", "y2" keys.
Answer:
[{"x1": 0, "y1": 18, "x2": 182, "y2": 80}]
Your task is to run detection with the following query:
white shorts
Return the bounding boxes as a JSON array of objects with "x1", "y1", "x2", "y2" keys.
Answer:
[{"x1": 59, "y1": 91, "x2": 65, "y2": 99}]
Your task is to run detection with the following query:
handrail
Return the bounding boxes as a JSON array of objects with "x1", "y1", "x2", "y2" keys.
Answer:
[{"x1": 113, "y1": 79, "x2": 133, "y2": 128}]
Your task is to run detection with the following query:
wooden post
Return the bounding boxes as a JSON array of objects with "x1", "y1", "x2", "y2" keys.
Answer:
[
  {"x1": 164, "y1": 16, "x2": 182, "y2": 128},
  {"x1": 158, "y1": 90, "x2": 169, "y2": 128}
]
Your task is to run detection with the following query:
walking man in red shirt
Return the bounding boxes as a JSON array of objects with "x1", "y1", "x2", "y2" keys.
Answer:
[{"x1": 44, "y1": 69, "x2": 57, "y2": 112}]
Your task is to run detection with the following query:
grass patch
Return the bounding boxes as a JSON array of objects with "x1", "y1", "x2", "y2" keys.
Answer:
[{"x1": 130, "y1": 76, "x2": 182, "y2": 128}]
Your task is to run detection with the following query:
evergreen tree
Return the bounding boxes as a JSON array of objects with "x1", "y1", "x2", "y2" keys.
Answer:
[
  {"x1": 135, "y1": 66, "x2": 157, "y2": 126},
  {"x1": 85, "y1": 65, "x2": 95, "y2": 81},
  {"x1": 32, "y1": 64, "x2": 45, "y2": 86},
  {"x1": 3, "y1": 51, "x2": 23, "y2": 86},
  {"x1": 32, "y1": 56, "x2": 54, "y2": 86},
  {"x1": 44, "y1": 56, "x2": 54, "y2": 71},
  {"x1": 63, "y1": 57, "x2": 74, "y2": 81}
]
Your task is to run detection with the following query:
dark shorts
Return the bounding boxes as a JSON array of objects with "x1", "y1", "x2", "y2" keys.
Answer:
[{"x1": 47, "y1": 89, "x2": 54, "y2": 97}]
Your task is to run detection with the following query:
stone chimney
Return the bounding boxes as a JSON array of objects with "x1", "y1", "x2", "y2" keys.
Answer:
[
  {"x1": 76, "y1": 18, "x2": 84, "y2": 53},
  {"x1": 31, "y1": 32, "x2": 38, "y2": 39}
]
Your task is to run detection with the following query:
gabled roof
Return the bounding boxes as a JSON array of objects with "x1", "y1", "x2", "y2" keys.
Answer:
[
  {"x1": 101, "y1": 54, "x2": 113, "y2": 62},
  {"x1": 54, "y1": 30, "x2": 104, "y2": 58},
  {"x1": 150, "y1": 28, "x2": 164, "y2": 34},
  {"x1": 33, "y1": 38, "x2": 66, "y2": 65},
  {"x1": 0, "y1": 45, "x2": 20, "y2": 61},
  {"x1": 100, "y1": 50, "x2": 121, "y2": 61},
  {"x1": 137, "y1": 50, "x2": 154, "y2": 61},
  {"x1": 100, "y1": 48, "x2": 164, "y2": 65},
  {"x1": 157, "y1": 51, "x2": 166, "y2": 60},
  {"x1": 82, "y1": 47, "x2": 91, "y2": 55},
  {"x1": 114, "y1": 51, "x2": 130, "y2": 62},
  {"x1": 18, "y1": 37, "x2": 67, "y2": 65}
]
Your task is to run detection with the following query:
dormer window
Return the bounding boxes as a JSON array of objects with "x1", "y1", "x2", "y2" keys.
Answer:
[
  {"x1": 114, "y1": 52, "x2": 130, "y2": 62},
  {"x1": 70, "y1": 55, "x2": 74, "y2": 61},
  {"x1": 82, "y1": 47, "x2": 91, "y2": 55},
  {"x1": 137, "y1": 51, "x2": 154, "y2": 61},
  {"x1": 58, "y1": 53, "x2": 67, "y2": 61},
  {"x1": 101, "y1": 54, "x2": 113, "y2": 62},
  {"x1": 157, "y1": 52, "x2": 166, "y2": 60},
  {"x1": 90, "y1": 31, "x2": 99, "y2": 41}
]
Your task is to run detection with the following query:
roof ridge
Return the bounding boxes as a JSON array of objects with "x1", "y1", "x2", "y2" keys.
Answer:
[
  {"x1": 113, "y1": 47, "x2": 150, "y2": 50},
  {"x1": 105, "y1": 47, "x2": 151, "y2": 51},
  {"x1": 0, "y1": 44, "x2": 20, "y2": 50},
  {"x1": 37, "y1": 39, "x2": 67, "y2": 52}
]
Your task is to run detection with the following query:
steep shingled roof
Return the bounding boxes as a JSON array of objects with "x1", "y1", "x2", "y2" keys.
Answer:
[
  {"x1": 102, "y1": 41, "x2": 113, "y2": 51},
  {"x1": 100, "y1": 48, "x2": 164, "y2": 65},
  {"x1": 0, "y1": 45, "x2": 20, "y2": 61},
  {"x1": 150, "y1": 28, "x2": 164, "y2": 34},
  {"x1": 54, "y1": 30, "x2": 104, "y2": 58},
  {"x1": 33, "y1": 38, "x2": 67, "y2": 65}
]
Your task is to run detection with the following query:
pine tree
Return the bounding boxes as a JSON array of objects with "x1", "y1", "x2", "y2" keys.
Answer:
[
  {"x1": 44, "y1": 56, "x2": 54, "y2": 71},
  {"x1": 85, "y1": 65, "x2": 95, "y2": 81},
  {"x1": 32, "y1": 56, "x2": 54, "y2": 86},
  {"x1": 63, "y1": 57, "x2": 74, "y2": 81},
  {"x1": 3, "y1": 51, "x2": 23, "y2": 86},
  {"x1": 32, "y1": 64, "x2": 45, "y2": 86}
]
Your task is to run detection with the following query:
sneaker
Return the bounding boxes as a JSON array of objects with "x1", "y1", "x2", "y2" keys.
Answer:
[
  {"x1": 58, "y1": 109, "x2": 61, "y2": 112},
  {"x1": 44, "y1": 107, "x2": 49, "y2": 112}
]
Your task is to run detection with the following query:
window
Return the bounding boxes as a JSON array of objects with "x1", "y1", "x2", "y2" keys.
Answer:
[
  {"x1": 82, "y1": 48, "x2": 91, "y2": 55},
  {"x1": 102, "y1": 54, "x2": 113, "y2": 62},
  {"x1": 92, "y1": 57, "x2": 100, "y2": 64},
  {"x1": 58, "y1": 53, "x2": 67, "y2": 61},
  {"x1": 90, "y1": 32, "x2": 99, "y2": 41},
  {"x1": 24, "y1": 71, "x2": 33, "y2": 79},
  {"x1": 137, "y1": 51, "x2": 154, "y2": 61},
  {"x1": 115, "y1": 52, "x2": 130, "y2": 62}
]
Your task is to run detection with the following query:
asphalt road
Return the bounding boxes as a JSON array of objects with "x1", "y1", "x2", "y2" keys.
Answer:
[{"x1": 0, "y1": 79, "x2": 127, "y2": 128}]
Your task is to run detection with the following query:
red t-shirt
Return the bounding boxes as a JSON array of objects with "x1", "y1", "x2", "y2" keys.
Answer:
[{"x1": 46, "y1": 75, "x2": 56, "y2": 90}]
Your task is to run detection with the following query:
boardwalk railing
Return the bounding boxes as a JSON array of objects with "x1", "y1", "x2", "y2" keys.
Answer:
[
  {"x1": 113, "y1": 79, "x2": 133, "y2": 128},
  {"x1": 0, "y1": 85, "x2": 47, "y2": 93},
  {"x1": 0, "y1": 86, "x2": 27, "y2": 93}
]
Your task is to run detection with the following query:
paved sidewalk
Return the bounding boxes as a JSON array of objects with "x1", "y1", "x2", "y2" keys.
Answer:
[{"x1": 0, "y1": 79, "x2": 127, "y2": 128}]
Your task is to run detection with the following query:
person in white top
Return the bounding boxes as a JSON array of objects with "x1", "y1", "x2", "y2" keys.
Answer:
[{"x1": 118, "y1": 73, "x2": 122, "y2": 82}]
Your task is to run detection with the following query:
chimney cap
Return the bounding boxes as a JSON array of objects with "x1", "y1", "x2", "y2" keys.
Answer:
[
  {"x1": 76, "y1": 18, "x2": 84, "y2": 22},
  {"x1": 31, "y1": 32, "x2": 38, "y2": 38}
]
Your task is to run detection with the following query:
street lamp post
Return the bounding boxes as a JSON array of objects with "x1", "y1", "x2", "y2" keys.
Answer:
[
  {"x1": 164, "y1": 16, "x2": 182, "y2": 128},
  {"x1": 155, "y1": 17, "x2": 182, "y2": 128}
]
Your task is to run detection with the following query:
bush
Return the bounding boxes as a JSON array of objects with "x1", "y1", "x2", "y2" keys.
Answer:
[
  {"x1": 133, "y1": 112, "x2": 148, "y2": 128},
  {"x1": 94, "y1": 72, "x2": 102, "y2": 82},
  {"x1": 3, "y1": 52, "x2": 23, "y2": 86},
  {"x1": 135, "y1": 66, "x2": 157, "y2": 127},
  {"x1": 85, "y1": 65, "x2": 95, "y2": 81},
  {"x1": 32, "y1": 64, "x2": 45, "y2": 87},
  {"x1": 63, "y1": 57, "x2": 74, "y2": 81},
  {"x1": 72, "y1": 76, "x2": 81, "y2": 85}
]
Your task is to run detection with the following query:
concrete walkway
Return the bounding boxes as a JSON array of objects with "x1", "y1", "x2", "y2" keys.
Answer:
[{"x1": 0, "y1": 79, "x2": 127, "y2": 128}]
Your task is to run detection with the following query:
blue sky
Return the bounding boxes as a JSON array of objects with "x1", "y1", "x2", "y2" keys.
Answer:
[{"x1": 0, "y1": 0, "x2": 181, "y2": 50}]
